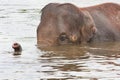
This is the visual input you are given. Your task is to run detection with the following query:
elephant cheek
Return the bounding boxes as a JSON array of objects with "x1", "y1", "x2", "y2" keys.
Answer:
[{"x1": 70, "y1": 35, "x2": 78, "y2": 42}]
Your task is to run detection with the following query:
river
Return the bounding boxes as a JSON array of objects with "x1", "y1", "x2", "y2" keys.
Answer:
[{"x1": 0, "y1": 0, "x2": 120, "y2": 80}]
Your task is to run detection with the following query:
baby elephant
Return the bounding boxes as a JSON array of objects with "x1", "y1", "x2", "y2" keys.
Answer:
[{"x1": 12, "y1": 42, "x2": 22, "y2": 55}]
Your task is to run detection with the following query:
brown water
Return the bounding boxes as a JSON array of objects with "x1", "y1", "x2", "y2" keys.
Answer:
[{"x1": 0, "y1": 0, "x2": 120, "y2": 80}]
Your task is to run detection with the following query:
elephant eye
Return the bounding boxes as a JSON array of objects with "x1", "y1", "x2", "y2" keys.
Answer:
[{"x1": 59, "y1": 33, "x2": 68, "y2": 41}]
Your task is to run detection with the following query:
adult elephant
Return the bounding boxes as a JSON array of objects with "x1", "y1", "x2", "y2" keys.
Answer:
[{"x1": 37, "y1": 3, "x2": 120, "y2": 47}]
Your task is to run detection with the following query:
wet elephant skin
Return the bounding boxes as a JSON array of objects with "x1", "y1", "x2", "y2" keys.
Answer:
[{"x1": 37, "y1": 3, "x2": 120, "y2": 47}]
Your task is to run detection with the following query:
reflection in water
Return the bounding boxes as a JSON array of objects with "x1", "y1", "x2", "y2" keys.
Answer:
[
  {"x1": 88, "y1": 42, "x2": 120, "y2": 57},
  {"x1": 13, "y1": 52, "x2": 22, "y2": 55},
  {"x1": 53, "y1": 64, "x2": 85, "y2": 71},
  {"x1": 38, "y1": 42, "x2": 120, "y2": 59},
  {"x1": 1, "y1": 0, "x2": 120, "y2": 80},
  {"x1": 38, "y1": 45, "x2": 90, "y2": 59},
  {"x1": 37, "y1": 42, "x2": 120, "y2": 79}
]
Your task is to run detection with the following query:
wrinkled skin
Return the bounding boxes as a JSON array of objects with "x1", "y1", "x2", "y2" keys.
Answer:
[
  {"x1": 37, "y1": 3, "x2": 120, "y2": 47},
  {"x1": 12, "y1": 42, "x2": 22, "y2": 55}
]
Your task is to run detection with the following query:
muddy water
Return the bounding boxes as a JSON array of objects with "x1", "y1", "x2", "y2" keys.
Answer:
[{"x1": 0, "y1": 0, "x2": 120, "y2": 80}]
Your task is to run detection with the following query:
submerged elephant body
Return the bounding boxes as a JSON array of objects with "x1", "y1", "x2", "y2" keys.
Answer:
[{"x1": 37, "y1": 3, "x2": 120, "y2": 47}]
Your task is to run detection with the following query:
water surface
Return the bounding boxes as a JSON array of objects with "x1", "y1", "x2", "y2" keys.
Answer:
[{"x1": 0, "y1": 0, "x2": 120, "y2": 80}]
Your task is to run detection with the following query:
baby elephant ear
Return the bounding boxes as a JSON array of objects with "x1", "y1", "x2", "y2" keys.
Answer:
[{"x1": 80, "y1": 10, "x2": 97, "y2": 43}]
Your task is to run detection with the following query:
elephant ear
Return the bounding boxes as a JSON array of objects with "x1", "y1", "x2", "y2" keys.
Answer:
[{"x1": 80, "y1": 10, "x2": 97, "y2": 43}]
